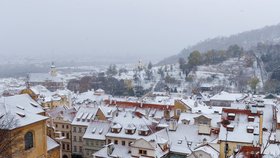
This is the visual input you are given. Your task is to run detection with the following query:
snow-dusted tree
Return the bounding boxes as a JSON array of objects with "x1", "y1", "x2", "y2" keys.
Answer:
[
  {"x1": 0, "y1": 112, "x2": 21, "y2": 158},
  {"x1": 147, "y1": 61, "x2": 153, "y2": 70},
  {"x1": 106, "y1": 64, "x2": 118, "y2": 76},
  {"x1": 248, "y1": 76, "x2": 260, "y2": 93}
]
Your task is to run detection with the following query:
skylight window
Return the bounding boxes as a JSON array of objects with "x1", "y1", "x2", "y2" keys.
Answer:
[
  {"x1": 16, "y1": 112, "x2": 26, "y2": 117},
  {"x1": 92, "y1": 128, "x2": 96, "y2": 133},
  {"x1": 30, "y1": 102, "x2": 38, "y2": 107},
  {"x1": 16, "y1": 105, "x2": 25, "y2": 110}
]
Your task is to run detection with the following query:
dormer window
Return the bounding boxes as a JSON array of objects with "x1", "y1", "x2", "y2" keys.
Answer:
[
  {"x1": 247, "y1": 126, "x2": 254, "y2": 133},
  {"x1": 138, "y1": 130, "x2": 149, "y2": 136},
  {"x1": 138, "y1": 125, "x2": 149, "y2": 136},
  {"x1": 111, "y1": 123, "x2": 122, "y2": 133},
  {"x1": 248, "y1": 116, "x2": 255, "y2": 122},
  {"x1": 178, "y1": 139, "x2": 182, "y2": 144},
  {"x1": 125, "y1": 124, "x2": 136, "y2": 134},
  {"x1": 125, "y1": 129, "x2": 135, "y2": 134},
  {"x1": 181, "y1": 119, "x2": 190, "y2": 125},
  {"x1": 227, "y1": 125, "x2": 234, "y2": 132},
  {"x1": 227, "y1": 113, "x2": 235, "y2": 120}
]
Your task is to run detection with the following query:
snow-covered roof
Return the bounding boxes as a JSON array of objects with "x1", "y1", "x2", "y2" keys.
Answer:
[
  {"x1": 71, "y1": 106, "x2": 101, "y2": 126},
  {"x1": 168, "y1": 124, "x2": 219, "y2": 155},
  {"x1": 46, "y1": 106, "x2": 76, "y2": 122},
  {"x1": 0, "y1": 95, "x2": 48, "y2": 129},
  {"x1": 106, "y1": 111, "x2": 154, "y2": 140},
  {"x1": 73, "y1": 90, "x2": 110, "y2": 105},
  {"x1": 193, "y1": 143, "x2": 220, "y2": 158},
  {"x1": 0, "y1": 94, "x2": 44, "y2": 114},
  {"x1": 178, "y1": 113, "x2": 221, "y2": 128},
  {"x1": 83, "y1": 121, "x2": 110, "y2": 140},
  {"x1": 47, "y1": 136, "x2": 59, "y2": 151},
  {"x1": 93, "y1": 144, "x2": 130, "y2": 158},
  {"x1": 99, "y1": 106, "x2": 117, "y2": 118},
  {"x1": 218, "y1": 110, "x2": 260, "y2": 144},
  {"x1": 210, "y1": 91, "x2": 246, "y2": 102}
]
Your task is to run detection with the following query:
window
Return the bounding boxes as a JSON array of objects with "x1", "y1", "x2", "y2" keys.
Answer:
[
  {"x1": 122, "y1": 141, "x2": 125, "y2": 146},
  {"x1": 74, "y1": 136, "x2": 77, "y2": 141},
  {"x1": 24, "y1": 131, "x2": 34, "y2": 150},
  {"x1": 62, "y1": 143, "x2": 65, "y2": 150},
  {"x1": 108, "y1": 139, "x2": 111, "y2": 144},
  {"x1": 114, "y1": 140, "x2": 118, "y2": 145},
  {"x1": 67, "y1": 144, "x2": 70, "y2": 151},
  {"x1": 139, "y1": 150, "x2": 147, "y2": 155},
  {"x1": 66, "y1": 133, "x2": 69, "y2": 139},
  {"x1": 79, "y1": 127, "x2": 82, "y2": 133},
  {"x1": 62, "y1": 132, "x2": 65, "y2": 137},
  {"x1": 73, "y1": 146, "x2": 77, "y2": 152},
  {"x1": 79, "y1": 136, "x2": 82, "y2": 142},
  {"x1": 237, "y1": 144, "x2": 242, "y2": 150},
  {"x1": 176, "y1": 109, "x2": 181, "y2": 116},
  {"x1": 100, "y1": 142, "x2": 104, "y2": 146},
  {"x1": 79, "y1": 146, "x2": 82, "y2": 152},
  {"x1": 73, "y1": 127, "x2": 76, "y2": 132},
  {"x1": 66, "y1": 125, "x2": 69, "y2": 129},
  {"x1": 62, "y1": 124, "x2": 65, "y2": 128},
  {"x1": 55, "y1": 124, "x2": 58, "y2": 128}
]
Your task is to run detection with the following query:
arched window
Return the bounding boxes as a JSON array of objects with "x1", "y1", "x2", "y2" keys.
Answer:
[{"x1": 24, "y1": 131, "x2": 34, "y2": 150}]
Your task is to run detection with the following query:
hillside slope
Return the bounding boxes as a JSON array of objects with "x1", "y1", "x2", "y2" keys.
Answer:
[{"x1": 158, "y1": 23, "x2": 280, "y2": 65}]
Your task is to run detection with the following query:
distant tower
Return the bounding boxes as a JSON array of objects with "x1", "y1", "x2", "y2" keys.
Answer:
[
  {"x1": 137, "y1": 59, "x2": 143, "y2": 70},
  {"x1": 26, "y1": 74, "x2": 30, "y2": 89},
  {"x1": 50, "y1": 62, "x2": 57, "y2": 77}
]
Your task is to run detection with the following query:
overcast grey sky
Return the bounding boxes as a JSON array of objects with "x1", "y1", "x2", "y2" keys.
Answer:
[{"x1": 0, "y1": 0, "x2": 280, "y2": 63}]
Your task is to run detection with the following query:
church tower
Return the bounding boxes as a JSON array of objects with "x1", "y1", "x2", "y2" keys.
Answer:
[{"x1": 50, "y1": 62, "x2": 57, "y2": 77}]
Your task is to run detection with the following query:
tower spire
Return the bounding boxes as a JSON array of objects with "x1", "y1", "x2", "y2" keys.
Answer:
[{"x1": 50, "y1": 61, "x2": 57, "y2": 77}]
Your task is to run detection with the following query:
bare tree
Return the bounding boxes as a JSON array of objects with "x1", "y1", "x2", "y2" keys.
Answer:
[{"x1": 0, "y1": 112, "x2": 22, "y2": 158}]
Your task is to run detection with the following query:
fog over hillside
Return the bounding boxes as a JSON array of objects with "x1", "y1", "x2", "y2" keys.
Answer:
[{"x1": 158, "y1": 23, "x2": 280, "y2": 65}]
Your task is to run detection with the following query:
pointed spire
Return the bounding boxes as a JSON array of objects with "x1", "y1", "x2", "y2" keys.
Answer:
[{"x1": 50, "y1": 61, "x2": 57, "y2": 77}]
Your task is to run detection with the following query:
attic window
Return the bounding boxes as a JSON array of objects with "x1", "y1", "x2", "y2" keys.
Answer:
[
  {"x1": 16, "y1": 105, "x2": 25, "y2": 110},
  {"x1": 227, "y1": 125, "x2": 234, "y2": 132},
  {"x1": 16, "y1": 112, "x2": 26, "y2": 117},
  {"x1": 99, "y1": 128, "x2": 103, "y2": 134},
  {"x1": 178, "y1": 140, "x2": 182, "y2": 144},
  {"x1": 111, "y1": 123, "x2": 122, "y2": 133},
  {"x1": 76, "y1": 113, "x2": 84, "y2": 121},
  {"x1": 107, "y1": 109, "x2": 112, "y2": 115},
  {"x1": 30, "y1": 102, "x2": 38, "y2": 107},
  {"x1": 138, "y1": 130, "x2": 149, "y2": 136},
  {"x1": 92, "y1": 128, "x2": 96, "y2": 134},
  {"x1": 125, "y1": 129, "x2": 135, "y2": 135},
  {"x1": 81, "y1": 113, "x2": 89, "y2": 122},
  {"x1": 247, "y1": 126, "x2": 254, "y2": 133},
  {"x1": 227, "y1": 113, "x2": 235, "y2": 120},
  {"x1": 248, "y1": 116, "x2": 255, "y2": 122}
]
